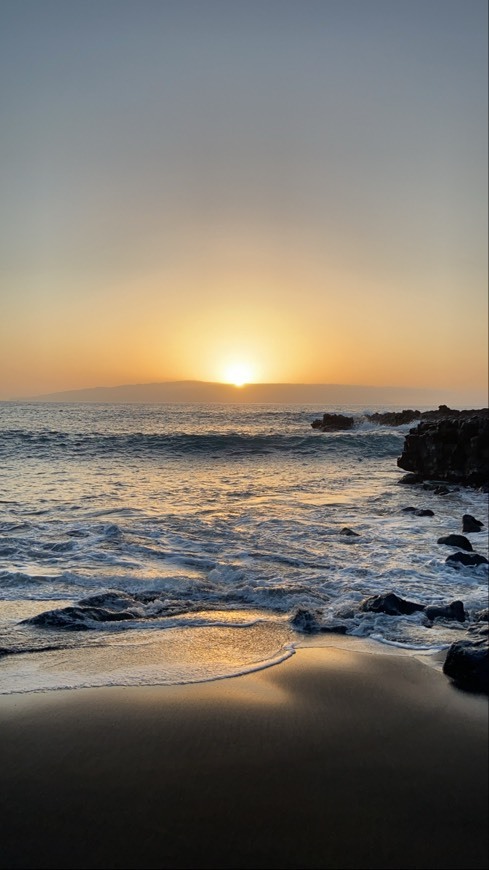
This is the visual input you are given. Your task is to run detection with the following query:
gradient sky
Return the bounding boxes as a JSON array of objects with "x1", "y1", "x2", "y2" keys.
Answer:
[{"x1": 1, "y1": 0, "x2": 487, "y2": 399}]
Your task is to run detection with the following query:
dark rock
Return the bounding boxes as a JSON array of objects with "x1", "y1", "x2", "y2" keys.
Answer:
[
  {"x1": 290, "y1": 609, "x2": 347, "y2": 634},
  {"x1": 474, "y1": 608, "x2": 489, "y2": 622},
  {"x1": 397, "y1": 410, "x2": 489, "y2": 486},
  {"x1": 80, "y1": 591, "x2": 139, "y2": 610},
  {"x1": 23, "y1": 605, "x2": 137, "y2": 631},
  {"x1": 398, "y1": 473, "x2": 424, "y2": 484},
  {"x1": 437, "y1": 534, "x2": 473, "y2": 552},
  {"x1": 290, "y1": 608, "x2": 323, "y2": 633},
  {"x1": 360, "y1": 592, "x2": 425, "y2": 616},
  {"x1": 462, "y1": 514, "x2": 484, "y2": 533},
  {"x1": 433, "y1": 486, "x2": 450, "y2": 495},
  {"x1": 415, "y1": 509, "x2": 434, "y2": 517},
  {"x1": 443, "y1": 640, "x2": 489, "y2": 694},
  {"x1": 401, "y1": 506, "x2": 418, "y2": 512},
  {"x1": 424, "y1": 600, "x2": 466, "y2": 622},
  {"x1": 366, "y1": 409, "x2": 421, "y2": 426},
  {"x1": 446, "y1": 552, "x2": 489, "y2": 567},
  {"x1": 340, "y1": 527, "x2": 360, "y2": 536},
  {"x1": 311, "y1": 413, "x2": 355, "y2": 431}
]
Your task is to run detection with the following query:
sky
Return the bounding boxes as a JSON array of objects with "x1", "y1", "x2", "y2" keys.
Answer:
[{"x1": 0, "y1": 0, "x2": 487, "y2": 400}]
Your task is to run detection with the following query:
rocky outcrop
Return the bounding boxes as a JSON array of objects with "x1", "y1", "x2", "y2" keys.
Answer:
[
  {"x1": 397, "y1": 410, "x2": 489, "y2": 486},
  {"x1": 311, "y1": 413, "x2": 354, "y2": 431},
  {"x1": 366, "y1": 409, "x2": 421, "y2": 426}
]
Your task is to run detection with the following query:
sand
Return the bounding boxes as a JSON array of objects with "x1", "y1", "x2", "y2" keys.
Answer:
[{"x1": 0, "y1": 647, "x2": 487, "y2": 870}]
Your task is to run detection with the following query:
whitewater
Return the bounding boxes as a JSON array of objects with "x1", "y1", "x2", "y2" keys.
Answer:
[{"x1": 0, "y1": 402, "x2": 487, "y2": 694}]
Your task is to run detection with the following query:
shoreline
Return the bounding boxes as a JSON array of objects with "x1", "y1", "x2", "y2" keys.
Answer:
[{"x1": 1, "y1": 646, "x2": 487, "y2": 870}]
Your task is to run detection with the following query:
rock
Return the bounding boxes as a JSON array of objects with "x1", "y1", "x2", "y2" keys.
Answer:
[
  {"x1": 398, "y1": 472, "x2": 424, "y2": 484},
  {"x1": 311, "y1": 413, "x2": 355, "y2": 431},
  {"x1": 401, "y1": 506, "x2": 417, "y2": 512},
  {"x1": 22, "y1": 604, "x2": 137, "y2": 630},
  {"x1": 366, "y1": 409, "x2": 421, "y2": 426},
  {"x1": 360, "y1": 593, "x2": 425, "y2": 616},
  {"x1": 397, "y1": 410, "x2": 489, "y2": 486},
  {"x1": 443, "y1": 640, "x2": 489, "y2": 694},
  {"x1": 415, "y1": 509, "x2": 434, "y2": 517},
  {"x1": 433, "y1": 486, "x2": 450, "y2": 495},
  {"x1": 462, "y1": 514, "x2": 484, "y2": 533},
  {"x1": 290, "y1": 608, "x2": 323, "y2": 633},
  {"x1": 424, "y1": 600, "x2": 466, "y2": 622},
  {"x1": 446, "y1": 552, "x2": 489, "y2": 567},
  {"x1": 437, "y1": 534, "x2": 473, "y2": 552},
  {"x1": 474, "y1": 608, "x2": 489, "y2": 622},
  {"x1": 340, "y1": 527, "x2": 360, "y2": 536}
]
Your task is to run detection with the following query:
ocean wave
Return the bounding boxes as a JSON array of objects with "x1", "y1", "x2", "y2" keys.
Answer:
[{"x1": 0, "y1": 428, "x2": 403, "y2": 460}]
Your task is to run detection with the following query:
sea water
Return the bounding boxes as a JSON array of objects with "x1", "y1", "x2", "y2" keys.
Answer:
[{"x1": 0, "y1": 402, "x2": 487, "y2": 693}]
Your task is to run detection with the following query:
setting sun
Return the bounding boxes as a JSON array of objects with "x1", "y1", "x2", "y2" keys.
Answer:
[{"x1": 223, "y1": 362, "x2": 254, "y2": 387}]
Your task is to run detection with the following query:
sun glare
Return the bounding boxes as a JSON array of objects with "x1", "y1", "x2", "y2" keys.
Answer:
[{"x1": 223, "y1": 362, "x2": 254, "y2": 387}]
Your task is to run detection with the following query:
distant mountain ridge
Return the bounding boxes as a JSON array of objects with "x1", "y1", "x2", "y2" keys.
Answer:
[{"x1": 16, "y1": 380, "x2": 485, "y2": 407}]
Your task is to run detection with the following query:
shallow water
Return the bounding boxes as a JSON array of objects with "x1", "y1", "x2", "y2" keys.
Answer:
[{"x1": 1, "y1": 402, "x2": 487, "y2": 693}]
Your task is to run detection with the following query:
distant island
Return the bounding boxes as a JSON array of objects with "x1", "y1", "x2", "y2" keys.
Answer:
[{"x1": 15, "y1": 380, "x2": 486, "y2": 407}]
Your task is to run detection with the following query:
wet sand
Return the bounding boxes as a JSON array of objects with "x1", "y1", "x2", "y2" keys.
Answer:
[{"x1": 0, "y1": 647, "x2": 487, "y2": 869}]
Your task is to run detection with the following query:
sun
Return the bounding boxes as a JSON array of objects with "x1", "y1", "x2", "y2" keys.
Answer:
[{"x1": 223, "y1": 361, "x2": 254, "y2": 387}]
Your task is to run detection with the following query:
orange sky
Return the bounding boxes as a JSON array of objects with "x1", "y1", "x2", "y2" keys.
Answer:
[{"x1": 1, "y1": 2, "x2": 487, "y2": 401}]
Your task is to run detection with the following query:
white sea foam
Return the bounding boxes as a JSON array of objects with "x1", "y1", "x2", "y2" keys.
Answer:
[{"x1": 0, "y1": 402, "x2": 487, "y2": 693}]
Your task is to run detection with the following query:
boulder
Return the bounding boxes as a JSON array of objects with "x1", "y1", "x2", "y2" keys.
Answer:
[
  {"x1": 437, "y1": 534, "x2": 473, "y2": 551},
  {"x1": 443, "y1": 640, "x2": 488, "y2": 694},
  {"x1": 311, "y1": 413, "x2": 355, "y2": 431},
  {"x1": 462, "y1": 514, "x2": 484, "y2": 533},
  {"x1": 397, "y1": 410, "x2": 489, "y2": 486},
  {"x1": 446, "y1": 552, "x2": 489, "y2": 567},
  {"x1": 416, "y1": 509, "x2": 434, "y2": 517},
  {"x1": 425, "y1": 600, "x2": 466, "y2": 622},
  {"x1": 340, "y1": 527, "x2": 360, "y2": 536},
  {"x1": 23, "y1": 605, "x2": 136, "y2": 631},
  {"x1": 360, "y1": 593, "x2": 424, "y2": 616}
]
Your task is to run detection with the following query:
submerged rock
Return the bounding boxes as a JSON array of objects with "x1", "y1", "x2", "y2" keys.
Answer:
[
  {"x1": 360, "y1": 593, "x2": 424, "y2": 616},
  {"x1": 446, "y1": 552, "x2": 489, "y2": 567},
  {"x1": 437, "y1": 534, "x2": 473, "y2": 552},
  {"x1": 462, "y1": 514, "x2": 484, "y2": 533},
  {"x1": 339, "y1": 527, "x2": 360, "y2": 537},
  {"x1": 416, "y1": 509, "x2": 434, "y2": 517},
  {"x1": 443, "y1": 641, "x2": 489, "y2": 694}
]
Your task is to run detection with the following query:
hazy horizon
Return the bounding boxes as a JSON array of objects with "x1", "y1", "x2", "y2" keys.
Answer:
[
  {"x1": 9, "y1": 377, "x2": 487, "y2": 408},
  {"x1": 1, "y1": 1, "x2": 487, "y2": 400}
]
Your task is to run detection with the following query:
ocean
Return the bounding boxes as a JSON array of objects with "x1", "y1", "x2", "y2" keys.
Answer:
[{"x1": 0, "y1": 402, "x2": 487, "y2": 694}]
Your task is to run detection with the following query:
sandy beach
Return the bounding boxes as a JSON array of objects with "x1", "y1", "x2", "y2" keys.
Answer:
[{"x1": 0, "y1": 647, "x2": 487, "y2": 870}]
